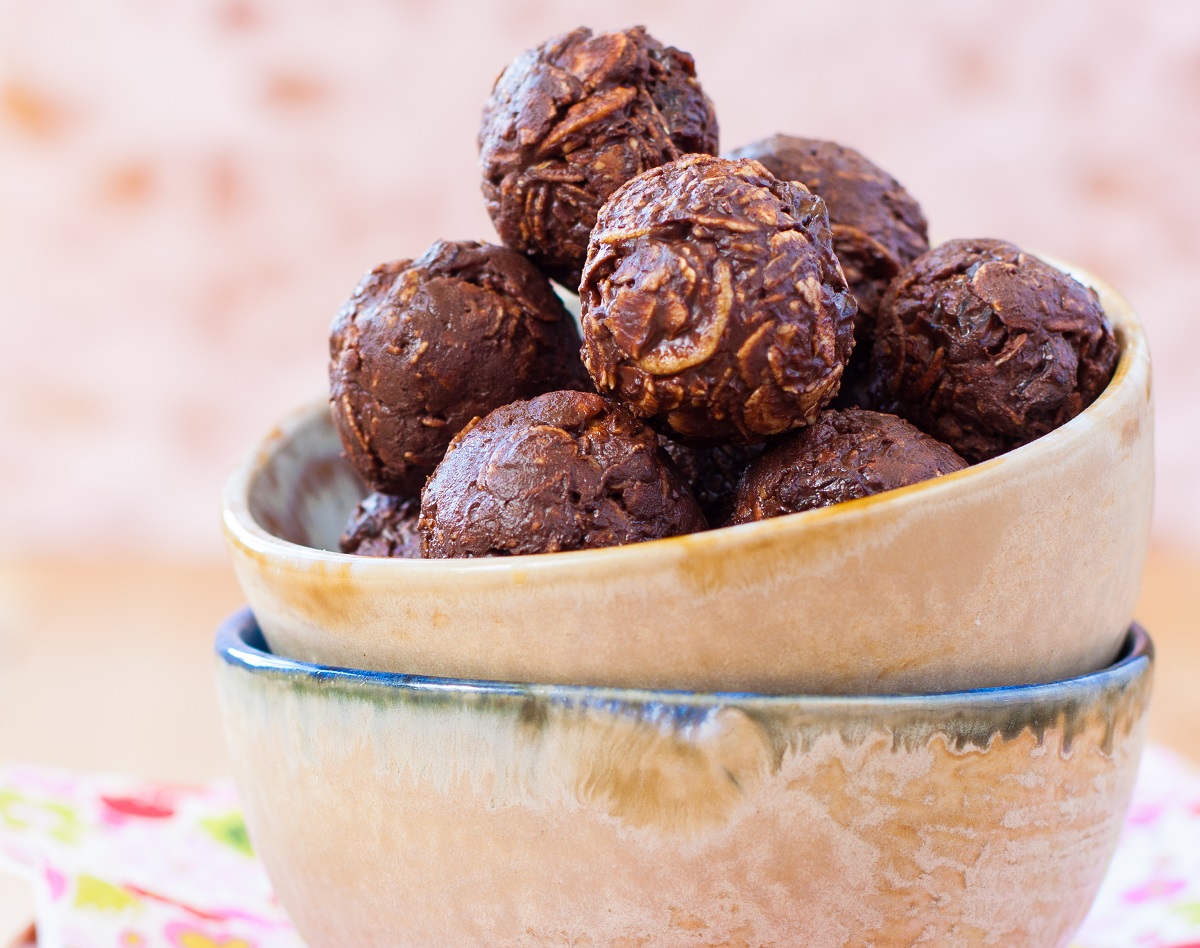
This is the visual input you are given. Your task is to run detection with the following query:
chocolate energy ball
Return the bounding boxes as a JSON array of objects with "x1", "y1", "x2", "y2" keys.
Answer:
[
  {"x1": 580, "y1": 154, "x2": 858, "y2": 444},
  {"x1": 419, "y1": 390, "x2": 706, "y2": 557},
  {"x1": 339, "y1": 493, "x2": 422, "y2": 559},
  {"x1": 329, "y1": 240, "x2": 589, "y2": 496},
  {"x1": 659, "y1": 437, "x2": 764, "y2": 526},
  {"x1": 729, "y1": 408, "x2": 967, "y2": 524},
  {"x1": 727, "y1": 136, "x2": 930, "y2": 413},
  {"x1": 869, "y1": 239, "x2": 1120, "y2": 462},
  {"x1": 479, "y1": 26, "x2": 718, "y2": 289},
  {"x1": 726, "y1": 135, "x2": 929, "y2": 337}
]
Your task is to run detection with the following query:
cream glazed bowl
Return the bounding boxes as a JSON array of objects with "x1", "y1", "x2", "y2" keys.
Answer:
[
  {"x1": 223, "y1": 262, "x2": 1152, "y2": 695},
  {"x1": 215, "y1": 608, "x2": 1153, "y2": 947}
]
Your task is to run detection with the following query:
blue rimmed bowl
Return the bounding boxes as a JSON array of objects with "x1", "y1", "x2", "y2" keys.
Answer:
[{"x1": 215, "y1": 608, "x2": 1153, "y2": 947}]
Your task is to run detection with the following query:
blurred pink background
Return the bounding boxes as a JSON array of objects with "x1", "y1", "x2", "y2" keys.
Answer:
[{"x1": 1, "y1": 0, "x2": 1198, "y2": 556}]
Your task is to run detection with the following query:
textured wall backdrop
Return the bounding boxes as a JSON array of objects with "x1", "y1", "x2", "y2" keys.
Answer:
[{"x1": 1, "y1": 0, "x2": 1197, "y2": 555}]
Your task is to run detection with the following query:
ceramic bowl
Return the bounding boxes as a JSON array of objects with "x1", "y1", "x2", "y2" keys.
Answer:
[
  {"x1": 222, "y1": 261, "x2": 1152, "y2": 694},
  {"x1": 215, "y1": 608, "x2": 1152, "y2": 947}
]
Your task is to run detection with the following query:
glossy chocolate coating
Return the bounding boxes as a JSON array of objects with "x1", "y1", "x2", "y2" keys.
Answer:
[
  {"x1": 730, "y1": 408, "x2": 967, "y2": 523},
  {"x1": 869, "y1": 239, "x2": 1119, "y2": 462},
  {"x1": 580, "y1": 154, "x2": 857, "y2": 444},
  {"x1": 479, "y1": 26, "x2": 718, "y2": 289},
  {"x1": 339, "y1": 493, "x2": 422, "y2": 559},
  {"x1": 329, "y1": 240, "x2": 588, "y2": 495},
  {"x1": 419, "y1": 390, "x2": 706, "y2": 557}
]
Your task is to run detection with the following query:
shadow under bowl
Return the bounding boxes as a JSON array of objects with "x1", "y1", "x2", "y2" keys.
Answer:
[
  {"x1": 216, "y1": 608, "x2": 1153, "y2": 947},
  {"x1": 222, "y1": 260, "x2": 1153, "y2": 695}
]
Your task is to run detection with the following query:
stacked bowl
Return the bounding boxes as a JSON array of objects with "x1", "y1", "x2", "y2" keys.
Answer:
[{"x1": 217, "y1": 264, "x2": 1154, "y2": 946}]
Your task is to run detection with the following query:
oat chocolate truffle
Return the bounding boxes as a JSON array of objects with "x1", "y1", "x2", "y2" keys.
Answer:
[
  {"x1": 419, "y1": 390, "x2": 706, "y2": 557},
  {"x1": 869, "y1": 239, "x2": 1119, "y2": 462},
  {"x1": 339, "y1": 493, "x2": 422, "y2": 559},
  {"x1": 329, "y1": 240, "x2": 588, "y2": 496},
  {"x1": 727, "y1": 135, "x2": 929, "y2": 335},
  {"x1": 659, "y1": 437, "x2": 763, "y2": 526},
  {"x1": 729, "y1": 408, "x2": 967, "y2": 523},
  {"x1": 479, "y1": 26, "x2": 718, "y2": 289},
  {"x1": 580, "y1": 154, "x2": 857, "y2": 444}
]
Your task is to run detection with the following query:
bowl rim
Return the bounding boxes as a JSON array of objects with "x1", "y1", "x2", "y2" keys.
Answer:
[
  {"x1": 216, "y1": 607, "x2": 1152, "y2": 708},
  {"x1": 223, "y1": 258, "x2": 1149, "y2": 575}
]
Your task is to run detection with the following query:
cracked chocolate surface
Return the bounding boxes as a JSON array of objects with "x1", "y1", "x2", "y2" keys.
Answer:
[
  {"x1": 339, "y1": 493, "x2": 422, "y2": 558},
  {"x1": 479, "y1": 26, "x2": 718, "y2": 289},
  {"x1": 730, "y1": 408, "x2": 967, "y2": 523},
  {"x1": 580, "y1": 154, "x2": 857, "y2": 444},
  {"x1": 869, "y1": 239, "x2": 1119, "y2": 462},
  {"x1": 419, "y1": 390, "x2": 706, "y2": 557},
  {"x1": 329, "y1": 240, "x2": 588, "y2": 495}
]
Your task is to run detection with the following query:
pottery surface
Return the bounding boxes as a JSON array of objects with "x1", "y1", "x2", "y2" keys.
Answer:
[
  {"x1": 222, "y1": 261, "x2": 1153, "y2": 694},
  {"x1": 215, "y1": 608, "x2": 1153, "y2": 948}
]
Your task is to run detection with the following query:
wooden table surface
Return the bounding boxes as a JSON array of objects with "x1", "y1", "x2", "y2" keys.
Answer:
[{"x1": 0, "y1": 548, "x2": 1197, "y2": 941}]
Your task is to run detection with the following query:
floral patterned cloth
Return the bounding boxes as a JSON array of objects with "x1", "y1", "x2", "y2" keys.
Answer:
[
  {"x1": 1073, "y1": 745, "x2": 1200, "y2": 948},
  {"x1": 0, "y1": 766, "x2": 295, "y2": 948},
  {"x1": 2, "y1": 745, "x2": 1200, "y2": 947}
]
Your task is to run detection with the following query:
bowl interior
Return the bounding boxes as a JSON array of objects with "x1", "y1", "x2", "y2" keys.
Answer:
[{"x1": 246, "y1": 414, "x2": 363, "y2": 551}]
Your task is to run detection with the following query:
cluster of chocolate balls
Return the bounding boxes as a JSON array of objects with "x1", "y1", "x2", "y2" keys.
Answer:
[{"x1": 329, "y1": 26, "x2": 1119, "y2": 559}]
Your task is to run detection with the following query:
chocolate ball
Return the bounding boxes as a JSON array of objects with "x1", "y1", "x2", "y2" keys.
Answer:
[
  {"x1": 726, "y1": 136, "x2": 930, "y2": 412},
  {"x1": 339, "y1": 493, "x2": 422, "y2": 559},
  {"x1": 479, "y1": 26, "x2": 718, "y2": 289},
  {"x1": 726, "y1": 135, "x2": 929, "y2": 336},
  {"x1": 869, "y1": 239, "x2": 1120, "y2": 462},
  {"x1": 729, "y1": 408, "x2": 967, "y2": 523},
  {"x1": 329, "y1": 240, "x2": 588, "y2": 496},
  {"x1": 580, "y1": 154, "x2": 857, "y2": 444},
  {"x1": 658, "y1": 437, "x2": 764, "y2": 526},
  {"x1": 419, "y1": 390, "x2": 706, "y2": 557}
]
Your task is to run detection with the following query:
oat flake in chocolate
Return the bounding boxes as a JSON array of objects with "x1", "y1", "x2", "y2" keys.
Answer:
[
  {"x1": 479, "y1": 26, "x2": 718, "y2": 289},
  {"x1": 580, "y1": 154, "x2": 857, "y2": 444},
  {"x1": 419, "y1": 390, "x2": 706, "y2": 557},
  {"x1": 329, "y1": 240, "x2": 588, "y2": 496},
  {"x1": 339, "y1": 493, "x2": 422, "y2": 559},
  {"x1": 730, "y1": 408, "x2": 967, "y2": 523},
  {"x1": 869, "y1": 239, "x2": 1119, "y2": 462}
]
